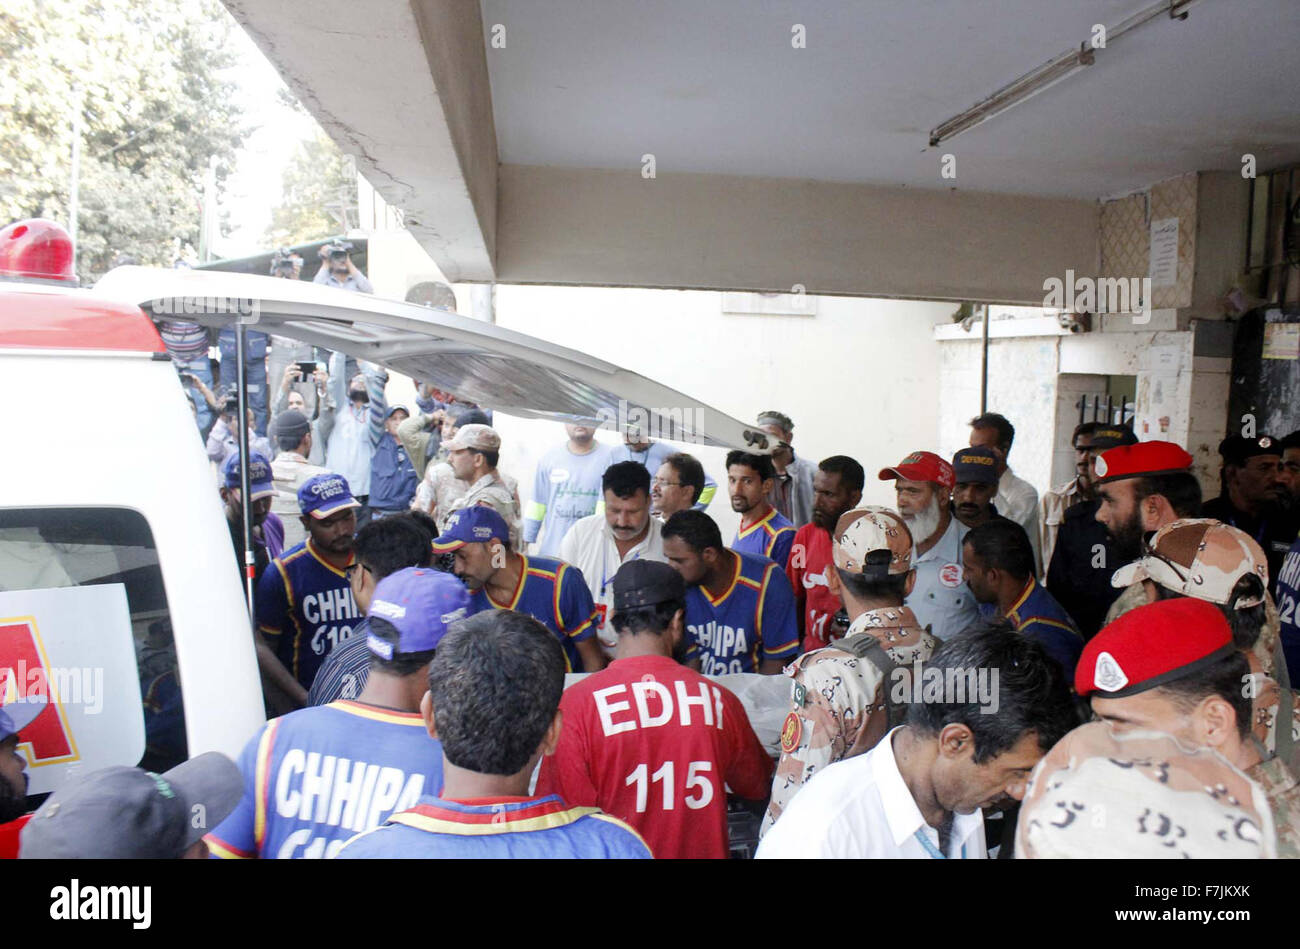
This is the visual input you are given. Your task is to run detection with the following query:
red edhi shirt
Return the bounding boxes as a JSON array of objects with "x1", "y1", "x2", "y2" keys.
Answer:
[
  {"x1": 536, "y1": 654, "x2": 773, "y2": 859},
  {"x1": 787, "y1": 523, "x2": 841, "y2": 653}
]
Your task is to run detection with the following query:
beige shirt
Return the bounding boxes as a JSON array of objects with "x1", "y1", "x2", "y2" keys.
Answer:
[{"x1": 270, "y1": 451, "x2": 328, "y2": 549}]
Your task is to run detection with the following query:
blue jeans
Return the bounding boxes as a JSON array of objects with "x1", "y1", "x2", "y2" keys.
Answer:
[{"x1": 218, "y1": 329, "x2": 269, "y2": 435}]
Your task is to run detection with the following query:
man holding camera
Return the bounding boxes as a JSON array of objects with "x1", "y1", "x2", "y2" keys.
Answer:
[{"x1": 314, "y1": 240, "x2": 373, "y2": 294}]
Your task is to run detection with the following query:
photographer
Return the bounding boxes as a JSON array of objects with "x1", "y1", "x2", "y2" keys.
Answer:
[
  {"x1": 265, "y1": 247, "x2": 323, "y2": 425},
  {"x1": 313, "y1": 240, "x2": 373, "y2": 294}
]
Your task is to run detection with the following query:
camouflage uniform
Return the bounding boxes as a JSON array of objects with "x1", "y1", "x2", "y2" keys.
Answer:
[
  {"x1": 444, "y1": 472, "x2": 522, "y2": 550},
  {"x1": 759, "y1": 605, "x2": 936, "y2": 836},
  {"x1": 1106, "y1": 518, "x2": 1297, "y2": 768},
  {"x1": 1247, "y1": 752, "x2": 1300, "y2": 860},
  {"x1": 1017, "y1": 722, "x2": 1277, "y2": 859}
]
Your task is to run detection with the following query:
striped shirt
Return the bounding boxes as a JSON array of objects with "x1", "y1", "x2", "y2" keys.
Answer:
[{"x1": 307, "y1": 616, "x2": 373, "y2": 706}]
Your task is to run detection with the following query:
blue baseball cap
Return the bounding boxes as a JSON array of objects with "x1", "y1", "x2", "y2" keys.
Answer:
[
  {"x1": 366, "y1": 567, "x2": 470, "y2": 657},
  {"x1": 297, "y1": 472, "x2": 361, "y2": 519},
  {"x1": 951, "y1": 446, "x2": 1000, "y2": 485},
  {"x1": 0, "y1": 698, "x2": 47, "y2": 743},
  {"x1": 221, "y1": 451, "x2": 276, "y2": 501},
  {"x1": 432, "y1": 505, "x2": 510, "y2": 551}
]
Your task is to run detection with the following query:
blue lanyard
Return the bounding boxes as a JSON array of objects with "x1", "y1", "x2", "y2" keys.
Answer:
[{"x1": 913, "y1": 827, "x2": 966, "y2": 859}]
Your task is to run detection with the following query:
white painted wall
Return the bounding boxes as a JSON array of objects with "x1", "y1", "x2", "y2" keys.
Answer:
[{"x1": 474, "y1": 286, "x2": 953, "y2": 538}]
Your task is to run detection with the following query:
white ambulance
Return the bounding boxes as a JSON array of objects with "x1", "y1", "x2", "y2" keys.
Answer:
[{"x1": 0, "y1": 219, "x2": 772, "y2": 814}]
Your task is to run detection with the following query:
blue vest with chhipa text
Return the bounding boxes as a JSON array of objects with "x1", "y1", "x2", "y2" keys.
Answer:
[
  {"x1": 333, "y1": 794, "x2": 652, "y2": 859},
  {"x1": 683, "y1": 551, "x2": 800, "y2": 675},
  {"x1": 466, "y1": 554, "x2": 599, "y2": 672},
  {"x1": 256, "y1": 539, "x2": 360, "y2": 690},
  {"x1": 204, "y1": 701, "x2": 442, "y2": 859}
]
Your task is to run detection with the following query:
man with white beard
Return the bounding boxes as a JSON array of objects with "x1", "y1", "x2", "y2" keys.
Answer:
[{"x1": 877, "y1": 451, "x2": 980, "y2": 641}]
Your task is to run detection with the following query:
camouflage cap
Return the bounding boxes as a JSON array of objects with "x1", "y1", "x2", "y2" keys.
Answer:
[
  {"x1": 1016, "y1": 722, "x2": 1276, "y2": 859},
  {"x1": 1110, "y1": 518, "x2": 1268, "y2": 608},
  {"x1": 832, "y1": 506, "x2": 913, "y2": 577}
]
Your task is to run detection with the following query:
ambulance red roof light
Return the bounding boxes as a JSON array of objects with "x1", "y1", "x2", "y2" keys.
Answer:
[{"x1": 0, "y1": 219, "x2": 76, "y2": 284}]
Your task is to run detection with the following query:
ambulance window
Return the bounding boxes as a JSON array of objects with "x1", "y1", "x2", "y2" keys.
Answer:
[{"x1": 0, "y1": 508, "x2": 187, "y2": 801}]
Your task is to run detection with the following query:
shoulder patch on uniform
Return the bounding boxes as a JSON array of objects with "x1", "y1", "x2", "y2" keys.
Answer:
[{"x1": 780, "y1": 711, "x2": 803, "y2": 754}]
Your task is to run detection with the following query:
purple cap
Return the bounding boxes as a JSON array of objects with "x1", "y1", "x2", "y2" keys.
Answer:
[
  {"x1": 0, "y1": 698, "x2": 46, "y2": 743},
  {"x1": 221, "y1": 450, "x2": 276, "y2": 501},
  {"x1": 366, "y1": 567, "x2": 471, "y2": 656},
  {"x1": 431, "y1": 505, "x2": 510, "y2": 552},
  {"x1": 297, "y1": 472, "x2": 361, "y2": 519}
]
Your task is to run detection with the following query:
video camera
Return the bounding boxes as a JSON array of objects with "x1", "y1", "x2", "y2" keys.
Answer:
[{"x1": 323, "y1": 240, "x2": 353, "y2": 263}]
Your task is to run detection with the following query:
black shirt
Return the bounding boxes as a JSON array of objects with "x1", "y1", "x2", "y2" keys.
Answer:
[
  {"x1": 1201, "y1": 495, "x2": 1299, "y2": 597},
  {"x1": 1045, "y1": 498, "x2": 1123, "y2": 640}
]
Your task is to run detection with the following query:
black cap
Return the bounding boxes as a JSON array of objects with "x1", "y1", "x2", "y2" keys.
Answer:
[
  {"x1": 1218, "y1": 434, "x2": 1281, "y2": 466},
  {"x1": 20, "y1": 752, "x2": 243, "y2": 858},
  {"x1": 612, "y1": 560, "x2": 686, "y2": 611},
  {"x1": 276, "y1": 409, "x2": 311, "y2": 442},
  {"x1": 951, "y1": 446, "x2": 999, "y2": 485},
  {"x1": 1089, "y1": 424, "x2": 1138, "y2": 450}
]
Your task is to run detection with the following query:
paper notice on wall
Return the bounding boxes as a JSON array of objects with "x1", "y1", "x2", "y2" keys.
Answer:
[
  {"x1": 1150, "y1": 218, "x2": 1179, "y2": 288},
  {"x1": 1262, "y1": 323, "x2": 1300, "y2": 360}
]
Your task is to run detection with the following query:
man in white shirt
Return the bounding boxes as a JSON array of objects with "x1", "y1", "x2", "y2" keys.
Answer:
[
  {"x1": 756, "y1": 625, "x2": 1079, "y2": 859},
  {"x1": 877, "y1": 451, "x2": 981, "y2": 640},
  {"x1": 970, "y1": 413, "x2": 1042, "y2": 575},
  {"x1": 561, "y1": 461, "x2": 666, "y2": 657}
]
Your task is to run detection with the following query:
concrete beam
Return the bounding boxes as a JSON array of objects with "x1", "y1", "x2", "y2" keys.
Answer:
[
  {"x1": 496, "y1": 165, "x2": 1099, "y2": 304},
  {"x1": 221, "y1": 0, "x2": 498, "y2": 281}
]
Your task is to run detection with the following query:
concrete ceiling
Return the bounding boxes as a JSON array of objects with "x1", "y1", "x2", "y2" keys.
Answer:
[
  {"x1": 221, "y1": 0, "x2": 1300, "y2": 301},
  {"x1": 483, "y1": 0, "x2": 1300, "y2": 198}
]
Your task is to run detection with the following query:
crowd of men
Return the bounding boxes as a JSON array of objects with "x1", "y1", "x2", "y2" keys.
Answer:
[{"x1": 5, "y1": 359, "x2": 1300, "y2": 859}]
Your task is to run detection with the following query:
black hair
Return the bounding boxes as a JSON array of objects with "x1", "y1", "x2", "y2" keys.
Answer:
[
  {"x1": 475, "y1": 448, "x2": 500, "y2": 469},
  {"x1": 1071, "y1": 421, "x2": 1099, "y2": 445},
  {"x1": 819, "y1": 455, "x2": 865, "y2": 493},
  {"x1": 602, "y1": 460, "x2": 651, "y2": 499},
  {"x1": 970, "y1": 412, "x2": 1015, "y2": 452},
  {"x1": 1153, "y1": 649, "x2": 1253, "y2": 740},
  {"x1": 726, "y1": 450, "x2": 775, "y2": 482},
  {"x1": 611, "y1": 598, "x2": 686, "y2": 637},
  {"x1": 906, "y1": 625, "x2": 1080, "y2": 762},
  {"x1": 834, "y1": 564, "x2": 908, "y2": 603},
  {"x1": 963, "y1": 518, "x2": 1035, "y2": 581},
  {"x1": 276, "y1": 430, "x2": 305, "y2": 452},
  {"x1": 1133, "y1": 471, "x2": 1202, "y2": 518},
  {"x1": 663, "y1": 452, "x2": 705, "y2": 504},
  {"x1": 1151, "y1": 575, "x2": 1268, "y2": 652},
  {"x1": 661, "y1": 509, "x2": 723, "y2": 553},
  {"x1": 454, "y1": 408, "x2": 490, "y2": 428},
  {"x1": 427, "y1": 611, "x2": 565, "y2": 775},
  {"x1": 401, "y1": 509, "x2": 439, "y2": 545},
  {"x1": 353, "y1": 517, "x2": 433, "y2": 579},
  {"x1": 366, "y1": 615, "x2": 436, "y2": 677}
]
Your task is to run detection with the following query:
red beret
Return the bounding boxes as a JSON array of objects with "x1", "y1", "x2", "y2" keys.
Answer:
[
  {"x1": 1076, "y1": 599, "x2": 1236, "y2": 697},
  {"x1": 878, "y1": 451, "x2": 956, "y2": 491},
  {"x1": 1093, "y1": 440, "x2": 1193, "y2": 484}
]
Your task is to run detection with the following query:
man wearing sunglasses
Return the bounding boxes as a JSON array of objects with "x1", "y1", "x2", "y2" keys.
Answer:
[{"x1": 1042, "y1": 423, "x2": 1136, "y2": 639}]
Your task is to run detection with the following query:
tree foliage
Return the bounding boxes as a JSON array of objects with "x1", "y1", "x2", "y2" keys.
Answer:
[
  {"x1": 0, "y1": 0, "x2": 248, "y2": 281},
  {"x1": 264, "y1": 127, "x2": 356, "y2": 248}
]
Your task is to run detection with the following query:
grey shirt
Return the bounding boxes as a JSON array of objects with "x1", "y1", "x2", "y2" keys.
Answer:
[{"x1": 904, "y1": 515, "x2": 981, "y2": 641}]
